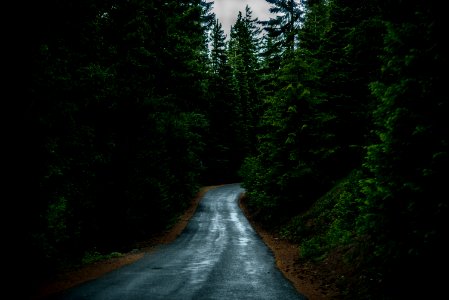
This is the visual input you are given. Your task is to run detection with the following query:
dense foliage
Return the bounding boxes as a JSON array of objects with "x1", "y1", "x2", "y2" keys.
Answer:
[
  {"x1": 30, "y1": 0, "x2": 446, "y2": 298},
  {"x1": 241, "y1": 0, "x2": 448, "y2": 298},
  {"x1": 30, "y1": 0, "x2": 219, "y2": 292}
]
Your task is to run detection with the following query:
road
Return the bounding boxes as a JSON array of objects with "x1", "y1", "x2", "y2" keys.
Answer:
[{"x1": 50, "y1": 183, "x2": 307, "y2": 300}]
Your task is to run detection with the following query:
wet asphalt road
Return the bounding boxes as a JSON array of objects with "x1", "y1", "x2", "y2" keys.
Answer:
[{"x1": 51, "y1": 184, "x2": 307, "y2": 300}]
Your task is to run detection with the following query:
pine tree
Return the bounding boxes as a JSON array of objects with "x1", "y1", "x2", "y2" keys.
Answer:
[
  {"x1": 202, "y1": 18, "x2": 240, "y2": 182},
  {"x1": 30, "y1": 0, "x2": 211, "y2": 285},
  {"x1": 228, "y1": 6, "x2": 263, "y2": 156},
  {"x1": 261, "y1": 0, "x2": 304, "y2": 55},
  {"x1": 358, "y1": 0, "x2": 448, "y2": 297}
]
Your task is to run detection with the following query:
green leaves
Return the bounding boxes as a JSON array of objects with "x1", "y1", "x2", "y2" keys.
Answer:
[{"x1": 47, "y1": 197, "x2": 71, "y2": 245}]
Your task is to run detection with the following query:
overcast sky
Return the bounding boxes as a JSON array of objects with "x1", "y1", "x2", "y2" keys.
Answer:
[{"x1": 212, "y1": 0, "x2": 275, "y2": 38}]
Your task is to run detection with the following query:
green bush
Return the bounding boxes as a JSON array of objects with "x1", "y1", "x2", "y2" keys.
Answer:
[{"x1": 82, "y1": 250, "x2": 123, "y2": 265}]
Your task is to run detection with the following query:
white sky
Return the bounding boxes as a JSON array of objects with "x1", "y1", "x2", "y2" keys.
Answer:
[{"x1": 212, "y1": 0, "x2": 275, "y2": 38}]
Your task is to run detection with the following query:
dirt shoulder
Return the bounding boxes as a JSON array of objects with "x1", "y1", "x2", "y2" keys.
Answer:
[
  {"x1": 238, "y1": 194, "x2": 340, "y2": 300},
  {"x1": 32, "y1": 185, "x2": 220, "y2": 300}
]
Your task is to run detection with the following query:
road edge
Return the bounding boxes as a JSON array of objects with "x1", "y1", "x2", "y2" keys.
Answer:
[
  {"x1": 32, "y1": 185, "x2": 220, "y2": 299},
  {"x1": 238, "y1": 192, "x2": 335, "y2": 300}
]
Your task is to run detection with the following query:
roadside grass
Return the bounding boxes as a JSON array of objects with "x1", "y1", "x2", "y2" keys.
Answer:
[{"x1": 81, "y1": 250, "x2": 124, "y2": 265}]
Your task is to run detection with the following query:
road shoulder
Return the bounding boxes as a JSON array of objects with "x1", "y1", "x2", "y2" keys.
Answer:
[
  {"x1": 32, "y1": 185, "x2": 219, "y2": 299},
  {"x1": 238, "y1": 193, "x2": 339, "y2": 300}
]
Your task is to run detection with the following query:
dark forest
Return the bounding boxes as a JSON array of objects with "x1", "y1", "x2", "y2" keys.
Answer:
[{"x1": 30, "y1": 0, "x2": 447, "y2": 298}]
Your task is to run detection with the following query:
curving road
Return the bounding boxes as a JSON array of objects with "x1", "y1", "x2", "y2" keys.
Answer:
[{"x1": 51, "y1": 184, "x2": 307, "y2": 300}]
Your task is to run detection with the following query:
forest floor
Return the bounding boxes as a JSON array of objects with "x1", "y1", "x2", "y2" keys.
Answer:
[{"x1": 32, "y1": 185, "x2": 341, "y2": 300}]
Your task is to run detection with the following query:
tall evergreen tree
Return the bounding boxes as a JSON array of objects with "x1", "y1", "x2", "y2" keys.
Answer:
[
  {"x1": 241, "y1": 0, "x2": 333, "y2": 222},
  {"x1": 357, "y1": 0, "x2": 448, "y2": 297},
  {"x1": 301, "y1": 0, "x2": 385, "y2": 181},
  {"x1": 259, "y1": 34, "x2": 283, "y2": 96},
  {"x1": 30, "y1": 2, "x2": 211, "y2": 294},
  {"x1": 261, "y1": 0, "x2": 304, "y2": 54},
  {"x1": 228, "y1": 6, "x2": 263, "y2": 156},
  {"x1": 202, "y1": 18, "x2": 240, "y2": 182}
]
